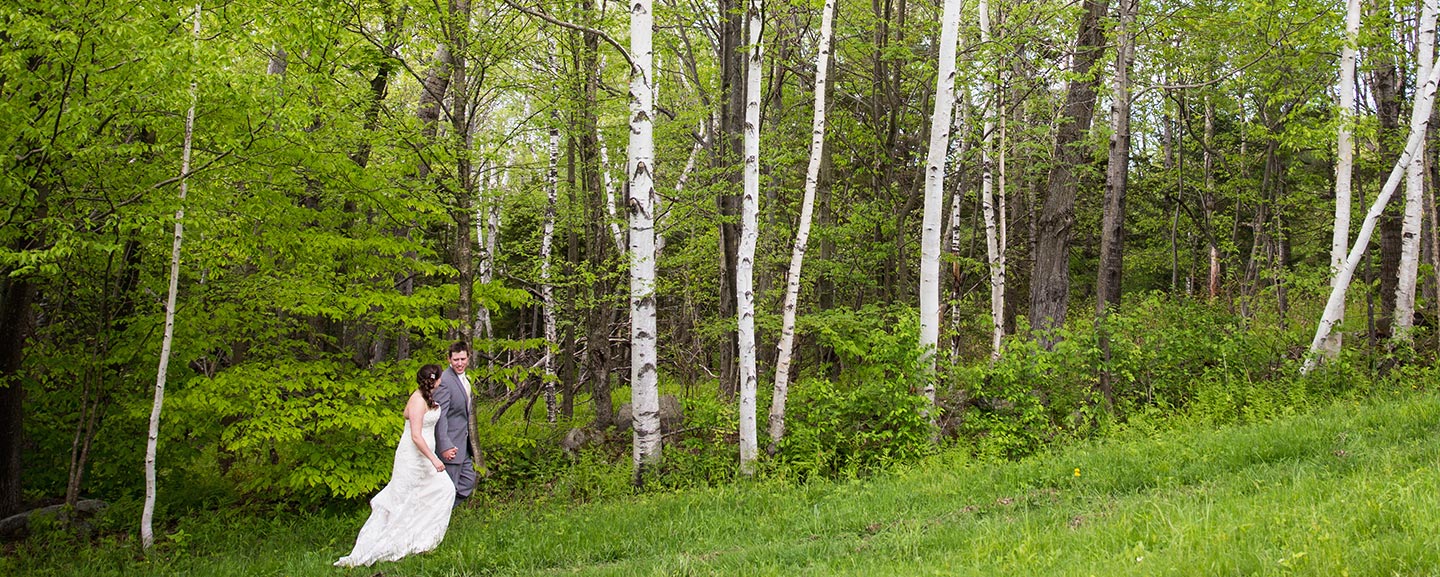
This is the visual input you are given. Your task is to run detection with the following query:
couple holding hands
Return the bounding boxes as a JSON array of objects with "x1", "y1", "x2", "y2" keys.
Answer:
[{"x1": 335, "y1": 342, "x2": 482, "y2": 567}]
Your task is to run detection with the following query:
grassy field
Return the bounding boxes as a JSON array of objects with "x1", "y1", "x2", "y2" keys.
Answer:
[{"x1": 8, "y1": 391, "x2": 1440, "y2": 576}]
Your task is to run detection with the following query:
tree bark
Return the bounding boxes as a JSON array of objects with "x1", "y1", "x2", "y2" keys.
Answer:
[
  {"x1": 0, "y1": 143, "x2": 47, "y2": 519},
  {"x1": 769, "y1": 0, "x2": 835, "y2": 453},
  {"x1": 1096, "y1": 0, "x2": 1137, "y2": 312},
  {"x1": 1029, "y1": 0, "x2": 1110, "y2": 340},
  {"x1": 979, "y1": 0, "x2": 1006, "y2": 360},
  {"x1": 143, "y1": 4, "x2": 201, "y2": 549},
  {"x1": 716, "y1": 0, "x2": 746, "y2": 400},
  {"x1": 1320, "y1": 0, "x2": 1363, "y2": 356},
  {"x1": 449, "y1": 0, "x2": 475, "y2": 343},
  {"x1": 597, "y1": 129, "x2": 628, "y2": 254},
  {"x1": 1372, "y1": 8, "x2": 1403, "y2": 340},
  {"x1": 918, "y1": 0, "x2": 963, "y2": 418},
  {"x1": 1305, "y1": 52, "x2": 1440, "y2": 372},
  {"x1": 1395, "y1": 0, "x2": 1437, "y2": 341},
  {"x1": 628, "y1": 0, "x2": 661, "y2": 485},
  {"x1": 0, "y1": 260, "x2": 36, "y2": 519},
  {"x1": 736, "y1": 0, "x2": 764, "y2": 474},
  {"x1": 416, "y1": 46, "x2": 455, "y2": 179},
  {"x1": 403, "y1": 44, "x2": 456, "y2": 360},
  {"x1": 1095, "y1": 0, "x2": 1136, "y2": 410},
  {"x1": 541, "y1": 100, "x2": 560, "y2": 422}
]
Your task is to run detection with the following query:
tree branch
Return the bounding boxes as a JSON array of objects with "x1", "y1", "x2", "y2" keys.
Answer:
[{"x1": 500, "y1": 0, "x2": 636, "y2": 74}]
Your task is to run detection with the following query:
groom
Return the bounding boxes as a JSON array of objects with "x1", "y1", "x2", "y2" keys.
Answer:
[{"x1": 435, "y1": 341, "x2": 481, "y2": 505}]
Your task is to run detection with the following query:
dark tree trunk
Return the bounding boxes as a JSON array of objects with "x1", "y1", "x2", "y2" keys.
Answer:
[
  {"x1": 0, "y1": 155, "x2": 49, "y2": 517},
  {"x1": 1275, "y1": 218, "x2": 1290, "y2": 328},
  {"x1": 815, "y1": 136, "x2": 839, "y2": 377},
  {"x1": 1029, "y1": 0, "x2": 1110, "y2": 340},
  {"x1": 716, "y1": 0, "x2": 746, "y2": 399},
  {"x1": 448, "y1": 1, "x2": 475, "y2": 341},
  {"x1": 562, "y1": 124, "x2": 580, "y2": 419},
  {"x1": 1372, "y1": 54, "x2": 1402, "y2": 340},
  {"x1": 0, "y1": 273, "x2": 33, "y2": 519},
  {"x1": 416, "y1": 46, "x2": 454, "y2": 178},
  {"x1": 1241, "y1": 140, "x2": 1279, "y2": 320},
  {"x1": 1096, "y1": 0, "x2": 1137, "y2": 312},
  {"x1": 351, "y1": 14, "x2": 399, "y2": 367},
  {"x1": 571, "y1": 7, "x2": 612, "y2": 428},
  {"x1": 400, "y1": 45, "x2": 456, "y2": 360}
]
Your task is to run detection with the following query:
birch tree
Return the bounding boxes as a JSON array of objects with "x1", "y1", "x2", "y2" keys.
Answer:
[
  {"x1": 628, "y1": 0, "x2": 661, "y2": 485},
  {"x1": 475, "y1": 159, "x2": 505, "y2": 350},
  {"x1": 1394, "y1": 0, "x2": 1436, "y2": 342},
  {"x1": 769, "y1": 0, "x2": 836, "y2": 450},
  {"x1": 597, "y1": 129, "x2": 628, "y2": 254},
  {"x1": 918, "y1": 0, "x2": 964, "y2": 410},
  {"x1": 472, "y1": 163, "x2": 493, "y2": 346},
  {"x1": 1319, "y1": 0, "x2": 1362, "y2": 356},
  {"x1": 946, "y1": 95, "x2": 970, "y2": 360},
  {"x1": 541, "y1": 95, "x2": 561, "y2": 422},
  {"x1": 736, "y1": 0, "x2": 764, "y2": 474},
  {"x1": 978, "y1": 0, "x2": 1005, "y2": 360},
  {"x1": 143, "y1": 3, "x2": 200, "y2": 552},
  {"x1": 1305, "y1": 48, "x2": 1440, "y2": 371}
]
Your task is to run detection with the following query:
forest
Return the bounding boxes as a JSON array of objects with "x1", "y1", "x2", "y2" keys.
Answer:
[{"x1": 2, "y1": 0, "x2": 1439, "y2": 555}]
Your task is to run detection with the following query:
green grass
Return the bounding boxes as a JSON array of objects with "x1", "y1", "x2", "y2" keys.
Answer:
[{"x1": 10, "y1": 391, "x2": 1440, "y2": 576}]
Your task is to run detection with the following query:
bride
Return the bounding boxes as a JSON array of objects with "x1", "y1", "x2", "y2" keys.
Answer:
[{"x1": 335, "y1": 364, "x2": 456, "y2": 567}]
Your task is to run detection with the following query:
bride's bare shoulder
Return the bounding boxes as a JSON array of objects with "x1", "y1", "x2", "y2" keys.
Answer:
[{"x1": 403, "y1": 390, "x2": 427, "y2": 418}]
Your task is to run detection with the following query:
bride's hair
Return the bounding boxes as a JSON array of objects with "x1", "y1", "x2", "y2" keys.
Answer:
[{"x1": 416, "y1": 364, "x2": 442, "y2": 409}]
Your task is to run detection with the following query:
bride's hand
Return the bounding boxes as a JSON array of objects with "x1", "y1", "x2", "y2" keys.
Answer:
[{"x1": 431, "y1": 458, "x2": 445, "y2": 472}]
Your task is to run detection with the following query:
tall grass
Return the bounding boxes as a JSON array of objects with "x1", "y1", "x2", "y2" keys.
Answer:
[{"x1": 10, "y1": 390, "x2": 1440, "y2": 576}]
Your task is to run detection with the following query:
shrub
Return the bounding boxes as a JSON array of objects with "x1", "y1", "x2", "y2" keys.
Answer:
[
  {"x1": 777, "y1": 305, "x2": 935, "y2": 478},
  {"x1": 658, "y1": 390, "x2": 740, "y2": 489}
]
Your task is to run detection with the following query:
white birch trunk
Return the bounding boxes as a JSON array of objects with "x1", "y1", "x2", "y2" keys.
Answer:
[
  {"x1": 997, "y1": 86, "x2": 1008, "y2": 330},
  {"x1": 628, "y1": 0, "x2": 662, "y2": 485},
  {"x1": 1322, "y1": 0, "x2": 1362, "y2": 356},
  {"x1": 477, "y1": 165, "x2": 503, "y2": 349},
  {"x1": 978, "y1": 0, "x2": 1004, "y2": 360},
  {"x1": 472, "y1": 163, "x2": 492, "y2": 345},
  {"x1": 1331, "y1": 0, "x2": 1361, "y2": 272},
  {"x1": 947, "y1": 89, "x2": 971, "y2": 360},
  {"x1": 598, "y1": 129, "x2": 628, "y2": 255},
  {"x1": 1305, "y1": 56, "x2": 1440, "y2": 372},
  {"x1": 1395, "y1": 0, "x2": 1437, "y2": 341},
  {"x1": 918, "y1": 0, "x2": 963, "y2": 410},
  {"x1": 541, "y1": 107, "x2": 560, "y2": 422},
  {"x1": 768, "y1": 0, "x2": 835, "y2": 450},
  {"x1": 143, "y1": 2, "x2": 201, "y2": 551},
  {"x1": 736, "y1": 0, "x2": 764, "y2": 474}
]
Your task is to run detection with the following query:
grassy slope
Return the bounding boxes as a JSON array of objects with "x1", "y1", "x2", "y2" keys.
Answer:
[{"x1": 10, "y1": 392, "x2": 1440, "y2": 576}]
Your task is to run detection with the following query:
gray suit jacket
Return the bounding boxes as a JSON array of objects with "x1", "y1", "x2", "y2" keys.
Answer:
[{"x1": 434, "y1": 367, "x2": 479, "y2": 465}]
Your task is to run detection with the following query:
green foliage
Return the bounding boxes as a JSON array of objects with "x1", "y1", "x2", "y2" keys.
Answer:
[
  {"x1": 167, "y1": 359, "x2": 414, "y2": 501},
  {"x1": 777, "y1": 305, "x2": 936, "y2": 477},
  {"x1": 476, "y1": 426, "x2": 547, "y2": 490},
  {"x1": 658, "y1": 391, "x2": 740, "y2": 489},
  {"x1": 947, "y1": 294, "x2": 1407, "y2": 461},
  {"x1": 13, "y1": 392, "x2": 1440, "y2": 576},
  {"x1": 157, "y1": 343, "x2": 546, "y2": 503},
  {"x1": 5, "y1": 0, "x2": 1437, "y2": 543}
]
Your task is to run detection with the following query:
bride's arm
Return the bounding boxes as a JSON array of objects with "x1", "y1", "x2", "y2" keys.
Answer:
[{"x1": 406, "y1": 394, "x2": 445, "y2": 472}]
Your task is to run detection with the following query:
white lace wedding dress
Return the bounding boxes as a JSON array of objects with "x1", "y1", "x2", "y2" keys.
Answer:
[{"x1": 335, "y1": 407, "x2": 455, "y2": 567}]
